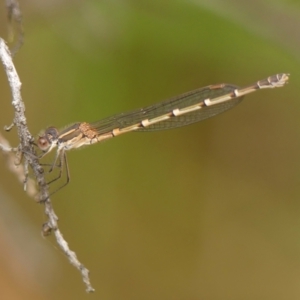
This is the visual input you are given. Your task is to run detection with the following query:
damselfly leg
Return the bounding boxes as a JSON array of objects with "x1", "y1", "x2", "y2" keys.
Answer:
[{"x1": 37, "y1": 128, "x2": 71, "y2": 197}]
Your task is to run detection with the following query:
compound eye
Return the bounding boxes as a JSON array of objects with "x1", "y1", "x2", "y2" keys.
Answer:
[
  {"x1": 37, "y1": 127, "x2": 58, "y2": 151},
  {"x1": 37, "y1": 136, "x2": 50, "y2": 151},
  {"x1": 45, "y1": 127, "x2": 59, "y2": 142}
]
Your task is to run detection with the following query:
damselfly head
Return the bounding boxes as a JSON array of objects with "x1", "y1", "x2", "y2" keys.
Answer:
[{"x1": 37, "y1": 127, "x2": 59, "y2": 152}]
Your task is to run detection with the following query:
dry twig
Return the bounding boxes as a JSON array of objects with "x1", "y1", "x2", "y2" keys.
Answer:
[
  {"x1": 0, "y1": 38, "x2": 95, "y2": 292},
  {"x1": 5, "y1": 0, "x2": 24, "y2": 56}
]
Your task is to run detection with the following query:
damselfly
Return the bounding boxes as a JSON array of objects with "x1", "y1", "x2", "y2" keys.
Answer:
[{"x1": 37, "y1": 73, "x2": 289, "y2": 194}]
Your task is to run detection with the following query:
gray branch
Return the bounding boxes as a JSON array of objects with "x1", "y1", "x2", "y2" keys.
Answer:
[{"x1": 0, "y1": 38, "x2": 95, "y2": 293}]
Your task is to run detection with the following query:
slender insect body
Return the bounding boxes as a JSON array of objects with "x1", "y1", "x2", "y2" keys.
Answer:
[{"x1": 37, "y1": 73, "x2": 289, "y2": 195}]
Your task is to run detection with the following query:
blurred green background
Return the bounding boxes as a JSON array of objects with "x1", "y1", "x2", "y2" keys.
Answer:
[{"x1": 1, "y1": 0, "x2": 300, "y2": 299}]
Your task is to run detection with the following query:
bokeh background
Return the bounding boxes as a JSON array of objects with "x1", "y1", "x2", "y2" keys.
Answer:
[{"x1": 1, "y1": 0, "x2": 300, "y2": 299}]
